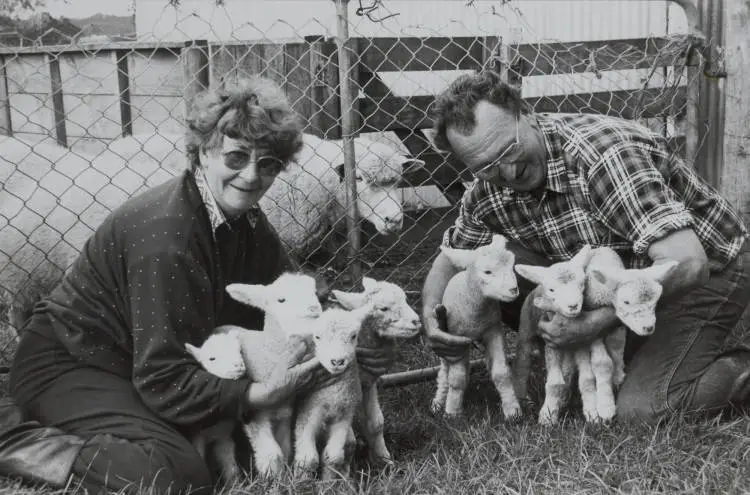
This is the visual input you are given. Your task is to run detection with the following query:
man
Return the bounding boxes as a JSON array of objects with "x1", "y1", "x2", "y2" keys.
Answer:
[{"x1": 422, "y1": 70, "x2": 750, "y2": 419}]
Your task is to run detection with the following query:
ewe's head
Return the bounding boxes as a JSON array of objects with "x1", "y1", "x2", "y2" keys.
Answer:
[
  {"x1": 312, "y1": 306, "x2": 369, "y2": 375},
  {"x1": 590, "y1": 260, "x2": 677, "y2": 336},
  {"x1": 515, "y1": 244, "x2": 593, "y2": 318},
  {"x1": 440, "y1": 234, "x2": 519, "y2": 302},
  {"x1": 334, "y1": 140, "x2": 425, "y2": 235},
  {"x1": 225, "y1": 272, "x2": 322, "y2": 334},
  {"x1": 185, "y1": 330, "x2": 246, "y2": 379},
  {"x1": 332, "y1": 277, "x2": 421, "y2": 339}
]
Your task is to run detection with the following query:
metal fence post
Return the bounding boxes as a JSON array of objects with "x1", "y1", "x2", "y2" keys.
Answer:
[{"x1": 333, "y1": 0, "x2": 362, "y2": 290}]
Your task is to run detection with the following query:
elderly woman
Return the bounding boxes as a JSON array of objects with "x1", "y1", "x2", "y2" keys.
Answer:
[{"x1": 0, "y1": 76, "x2": 390, "y2": 493}]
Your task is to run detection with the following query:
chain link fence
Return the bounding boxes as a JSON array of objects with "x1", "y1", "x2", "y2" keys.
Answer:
[{"x1": 0, "y1": 0, "x2": 725, "y2": 378}]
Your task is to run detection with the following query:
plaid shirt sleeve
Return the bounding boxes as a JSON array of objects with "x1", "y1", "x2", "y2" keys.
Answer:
[
  {"x1": 442, "y1": 182, "x2": 495, "y2": 249},
  {"x1": 587, "y1": 142, "x2": 694, "y2": 255}
]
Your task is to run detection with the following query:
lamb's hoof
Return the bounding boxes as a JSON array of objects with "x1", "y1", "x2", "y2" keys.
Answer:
[
  {"x1": 442, "y1": 410, "x2": 465, "y2": 424},
  {"x1": 294, "y1": 466, "x2": 317, "y2": 482},
  {"x1": 368, "y1": 453, "x2": 394, "y2": 469},
  {"x1": 429, "y1": 399, "x2": 445, "y2": 417},
  {"x1": 538, "y1": 412, "x2": 559, "y2": 427},
  {"x1": 502, "y1": 405, "x2": 523, "y2": 423}
]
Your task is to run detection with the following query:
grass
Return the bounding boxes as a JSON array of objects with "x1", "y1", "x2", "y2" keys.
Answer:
[
  {"x1": 1, "y1": 335, "x2": 750, "y2": 494},
  {"x1": 1, "y1": 208, "x2": 749, "y2": 493}
]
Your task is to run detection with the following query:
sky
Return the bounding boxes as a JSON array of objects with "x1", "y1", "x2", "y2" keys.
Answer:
[{"x1": 16, "y1": 0, "x2": 134, "y2": 18}]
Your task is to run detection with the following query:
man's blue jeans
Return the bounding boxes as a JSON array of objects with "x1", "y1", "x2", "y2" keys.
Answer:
[{"x1": 501, "y1": 242, "x2": 750, "y2": 420}]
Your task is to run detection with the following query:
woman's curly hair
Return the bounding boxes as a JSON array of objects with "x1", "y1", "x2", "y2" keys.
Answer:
[
  {"x1": 431, "y1": 71, "x2": 529, "y2": 154},
  {"x1": 185, "y1": 77, "x2": 304, "y2": 171}
]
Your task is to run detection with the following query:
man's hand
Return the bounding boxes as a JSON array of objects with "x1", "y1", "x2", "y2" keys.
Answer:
[
  {"x1": 534, "y1": 297, "x2": 616, "y2": 348},
  {"x1": 424, "y1": 304, "x2": 473, "y2": 362},
  {"x1": 357, "y1": 343, "x2": 396, "y2": 377}
]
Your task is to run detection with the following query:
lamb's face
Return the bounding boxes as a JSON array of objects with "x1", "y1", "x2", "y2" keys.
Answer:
[
  {"x1": 266, "y1": 274, "x2": 323, "y2": 324},
  {"x1": 364, "y1": 282, "x2": 421, "y2": 339},
  {"x1": 473, "y1": 245, "x2": 519, "y2": 303},
  {"x1": 613, "y1": 278, "x2": 663, "y2": 336},
  {"x1": 186, "y1": 332, "x2": 246, "y2": 380},
  {"x1": 541, "y1": 264, "x2": 587, "y2": 318},
  {"x1": 313, "y1": 308, "x2": 362, "y2": 375}
]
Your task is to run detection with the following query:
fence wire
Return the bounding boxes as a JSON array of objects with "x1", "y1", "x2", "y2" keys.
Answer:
[{"x1": 0, "y1": 1, "x2": 721, "y2": 375}]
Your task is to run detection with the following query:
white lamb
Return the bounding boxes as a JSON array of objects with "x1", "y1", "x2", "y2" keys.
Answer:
[
  {"x1": 293, "y1": 305, "x2": 371, "y2": 481},
  {"x1": 220, "y1": 272, "x2": 324, "y2": 479},
  {"x1": 430, "y1": 234, "x2": 522, "y2": 420},
  {"x1": 328, "y1": 277, "x2": 421, "y2": 466},
  {"x1": 184, "y1": 329, "x2": 247, "y2": 483},
  {"x1": 259, "y1": 133, "x2": 425, "y2": 268},
  {"x1": 514, "y1": 245, "x2": 678, "y2": 425}
]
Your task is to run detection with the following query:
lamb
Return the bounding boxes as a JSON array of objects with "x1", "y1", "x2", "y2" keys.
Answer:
[
  {"x1": 259, "y1": 133, "x2": 425, "y2": 268},
  {"x1": 430, "y1": 234, "x2": 522, "y2": 420},
  {"x1": 219, "y1": 272, "x2": 324, "y2": 479},
  {"x1": 514, "y1": 245, "x2": 678, "y2": 425},
  {"x1": 328, "y1": 277, "x2": 421, "y2": 466},
  {"x1": 293, "y1": 305, "x2": 371, "y2": 481},
  {"x1": 184, "y1": 329, "x2": 247, "y2": 483}
]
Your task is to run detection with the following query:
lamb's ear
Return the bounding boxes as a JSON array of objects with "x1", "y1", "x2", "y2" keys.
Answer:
[
  {"x1": 225, "y1": 283, "x2": 266, "y2": 309},
  {"x1": 514, "y1": 264, "x2": 547, "y2": 285},
  {"x1": 331, "y1": 290, "x2": 367, "y2": 310},
  {"x1": 361, "y1": 277, "x2": 379, "y2": 293},
  {"x1": 185, "y1": 343, "x2": 200, "y2": 359},
  {"x1": 642, "y1": 260, "x2": 679, "y2": 283},
  {"x1": 490, "y1": 234, "x2": 508, "y2": 250},
  {"x1": 439, "y1": 245, "x2": 476, "y2": 269},
  {"x1": 590, "y1": 265, "x2": 625, "y2": 286},
  {"x1": 571, "y1": 244, "x2": 594, "y2": 268},
  {"x1": 399, "y1": 157, "x2": 426, "y2": 174}
]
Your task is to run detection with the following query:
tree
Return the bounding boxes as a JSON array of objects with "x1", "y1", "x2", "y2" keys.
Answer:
[{"x1": 0, "y1": 0, "x2": 47, "y2": 17}]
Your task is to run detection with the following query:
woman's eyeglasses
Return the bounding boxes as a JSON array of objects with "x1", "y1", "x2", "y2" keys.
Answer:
[
  {"x1": 222, "y1": 149, "x2": 285, "y2": 177},
  {"x1": 472, "y1": 116, "x2": 521, "y2": 181}
]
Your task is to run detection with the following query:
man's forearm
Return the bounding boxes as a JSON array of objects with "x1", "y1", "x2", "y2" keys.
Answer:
[{"x1": 421, "y1": 252, "x2": 458, "y2": 321}]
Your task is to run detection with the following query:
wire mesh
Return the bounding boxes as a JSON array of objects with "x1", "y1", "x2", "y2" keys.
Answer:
[{"x1": 0, "y1": 0, "x2": 723, "y2": 376}]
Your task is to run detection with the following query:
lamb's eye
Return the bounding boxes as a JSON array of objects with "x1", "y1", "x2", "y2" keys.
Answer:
[
  {"x1": 209, "y1": 357, "x2": 216, "y2": 361},
  {"x1": 378, "y1": 306, "x2": 389, "y2": 312},
  {"x1": 278, "y1": 298, "x2": 286, "y2": 303},
  {"x1": 548, "y1": 288, "x2": 555, "y2": 293},
  {"x1": 623, "y1": 300, "x2": 631, "y2": 305},
  {"x1": 483, "y1": 270, "x2": 492, "y2": 275},
  {"x1": 314, "y1": 335, "x2": 321, "y2": 340},
  {"x1": 350, "y1": 334, "x2": 357, "y2": 342},
  {"x1": 356, "y1": 176, "x2": 364, "y2": 182}
]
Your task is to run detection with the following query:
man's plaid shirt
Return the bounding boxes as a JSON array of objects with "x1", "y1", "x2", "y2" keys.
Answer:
[{"x1": 444, "y1": 113, "x2": 748, "y2": 271}]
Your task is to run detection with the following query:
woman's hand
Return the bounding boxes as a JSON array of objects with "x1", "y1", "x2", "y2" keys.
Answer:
[
  {"x1": 357, "y1": 343, "x2": 397, "y2": 377},
  {"x1": 424, "y1": 304, "x2": 472, "y2": 362},
  {"x1": 534, "y1": 297, "x2": 617, "y2": 348}
]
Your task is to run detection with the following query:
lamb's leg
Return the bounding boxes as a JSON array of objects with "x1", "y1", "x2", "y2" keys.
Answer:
[
  {"x1": 589, "y1": 338, "x2": 616, "y2": 423},
  {"x1": 430, "y1": 358, "x2": 450, "y2": 415},
  {"x1": 214, "y1": 435, "x2": 242, "y2": 483},
  {"x1": 294, "y1": 405, "x2": 324, "y2": 480},
  {"x1": 482, "y1": 327, "x2": 522, "y2": 421},
  {"x1": 243, "y1": 415, "x2": 285, "y2": 478},
  {"x1": 604, "y1": 326, "x2": 627, "y2": 388},
  {"x1": 321, "y1": 417, "x2": 354, "y2": 481},
  {"x1": 357, "y1": 381, "x2": 392, "y2": 466},
  {"x1": 539, "y1": 346, "x2": 570, "y2": 426},
  {"x1": 443, "y1": 354, "x2": 470, "y2": 418},
  {"x1": 573, "y1": 347, "x2": 600, "y2": 423},
  {"x1": 273, "y1": 405, "x2": 294, "y2": 464}
]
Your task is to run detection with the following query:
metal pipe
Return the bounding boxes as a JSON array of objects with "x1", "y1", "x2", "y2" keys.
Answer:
[
  {"x1": 333, "y1": 0, "x2": 362, "y2": 289},
  {"x1": 378, "y1": 359, "x2": 486, "y2": 389}
]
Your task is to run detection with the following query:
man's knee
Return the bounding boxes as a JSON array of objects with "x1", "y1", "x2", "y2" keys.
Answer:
[{"x1": 74, "y1": 434, "x2": 213, "y2": 494}]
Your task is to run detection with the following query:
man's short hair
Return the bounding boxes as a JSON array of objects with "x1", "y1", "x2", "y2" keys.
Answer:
[
  {"x1": 431, "y1": 71, "x2": 528, "y2": 154},
  {"x1": 185, "y1": 77, "x2": 304, "y2": 171}
]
